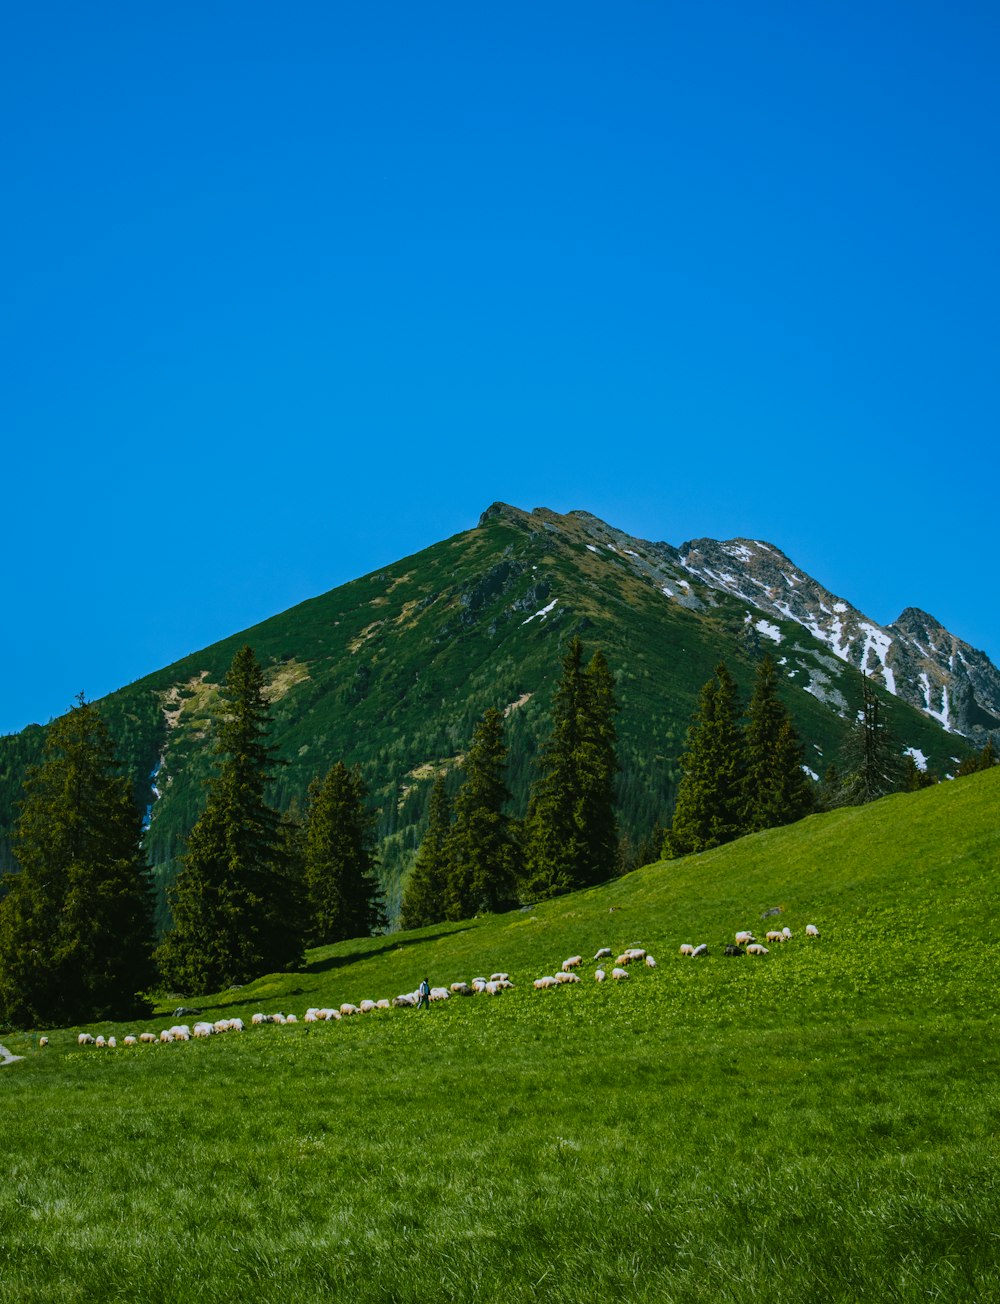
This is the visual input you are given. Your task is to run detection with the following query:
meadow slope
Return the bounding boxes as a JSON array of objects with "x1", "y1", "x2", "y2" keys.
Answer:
[{"x1": 2, "y1": 769, "x2": 998, "y2": 1303}]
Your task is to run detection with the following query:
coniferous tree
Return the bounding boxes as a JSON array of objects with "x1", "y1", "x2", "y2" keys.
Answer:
[
  {"x1": 839, "y1": 673, "x2": 905, "y2": 806},
  {"x1": 955, "y1": 739, "x2": 997, "y2": 777},
  {"x1": 304, "y1": 762, "x2": 385, "y2": 944},
  {"x1": 0, "y1": 697, "x2": 155, "y2": 1028},
  {"x1": 743, "y1": 654, "x2": 814, "y2": 831},
  {"x1": 157, "y1": 646, "x2": 303, "y2": 991},
  {"x1": 444, "y1": 708, "x2": 517, "y2": 919},
  {"x1": 901, "y1": 755, "x2": 938, "y2": 790},
  {"x1": 399, "y1": 775, "x2": 452, "y2": 930},
  {"x1": 664, "y1": 663, "x2": 746, "y2": 857},
  {"x1": 522, "y1": 640, "x2": 619, "y2": 899}
]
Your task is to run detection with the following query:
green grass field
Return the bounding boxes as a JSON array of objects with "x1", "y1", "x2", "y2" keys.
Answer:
[{"x1": 3, "y1": 769, "x2": 998, "y2": 1302}]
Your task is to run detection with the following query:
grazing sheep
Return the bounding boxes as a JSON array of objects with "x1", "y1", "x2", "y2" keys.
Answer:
[
  {"x1": 533, "y1": 976, "x2": 558, "y2": 989},
  {"x1": 38, "y1": 1036, "x2": 49, "y2": 1047},
  {"x1": 376, "y1": 999, "x2": 390, "y2": 1010},
  {"x1": 555, "y1": 971, "x2": 580, "y2": 985},
  {"x1": 229, "y1": 1018, "x2": 245, "y2": 1032},
  {"x1": 213, "y1": 1020, "x2": 230, "y2": 1033},
  {"x1": 484, "y1": 981, "x2": 501, "y2": 995},
  {"x1": 123, "y1": 1036, "x2": 137, "y2": 1047},
  {"x1": 139, "y1": 1032, "x2": 157, "y2": 1044},
  {"x1": 270, "y1": 1013, "x2": 287, "y2": 1025},
  {"x1": 498, "y1": 978, "x2": 515, "y2": 989},
  {"x1": 594, "y1": 947, "x2": 612, "y2": 960},
  {"x1": 471, "y1": 979, "x2": 487, "y2": 993},
  {"x1": 429, "y1": 987, "x2": 451, "y2": 1002},
  {"x1": 691, "y1": 944, "x2": 709, "y2": 958},
  {"x1": 304, "y1": 1008, "x2": 319, "y2": 1022},
  {"x1": 644, "y1": 955, "x2": 657, "y2": 968},
  {"x1": 340, "y1": 1004, "x2": 359, "y2": 1016},
  {"x1": 193, "y1": 1022, "x2": 216, "y2": 1038},
  {"x1": 782, "y1": 927, "x2": 792, "y2": 938},
  {"x1": 450, "y1": 983, "x2": 471, "y2": 996},
  {"x1": 724, "y1": 944, "x2": 745, "y2": 957},
  {"x1": 561, "y1": 956, "x2": 583, "y2": 971},
  {"x1": 625, "y1": 948, "x2": 646, "y2": 961},
  {"x1": 285, "y1": 1014, "x2": 298, "y2": 1024},
  {"x1": 393, "y1": 994, "x2": 417, "y2": 1008},
  {"x1": 78, "y1": 1033, "x2": 95, "y2": 1046},
  {"x1": 489, "y1": 972, "x2": 510, "y2": 983},
  {"x1": 595, "y1": 968, "x2": 606, "y2": 982},
  {"x1": 107, "y1": 1037, "x2": 117, "y2": 1049},
  {"x1": 746, "y1": 943, "x2": 769, "y2": 956},
  {"x1": 735, "y1": 931, "x2": 755, "y2": 947},
  {"x1": 805, "y1": 924, "x2": 820, "y2": 937},
  {"x1": 611, "y1": 967, "x2": 629, "y2": 981},
  {"x1": 358, "y1": 1000, "x2": 377, "y2": 1014},
  {"x1": 766, "y1": 931, "x2": 785, "y2": 943},
  {"x1": 615, "y1": 954, "x2": 631, "y2": 966},
  {"x1": 251, "y1": 1013, "x2": 267, "y2": 1025},
  {"x1": 159, "y1": 1031, "x2": 174, "y2": 1043},
  {"x1": 678, "y1": 944, "x2": 695, "y2": 957}
]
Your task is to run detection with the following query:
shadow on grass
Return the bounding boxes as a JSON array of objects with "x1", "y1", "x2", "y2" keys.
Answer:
[{"x1": 303, "y1": 927, "x2": 474, "y2": 975}]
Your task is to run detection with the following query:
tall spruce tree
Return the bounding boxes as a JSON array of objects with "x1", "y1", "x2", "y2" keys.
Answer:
[
  {"x1": 444, "y1": 708, "x2": 517, "y2": 919},
  {"x1": 664, "y1": 662, "x2": 746, "y2": 857},
  {"x1": 522, "y1": 640, "x2": 619, "y2": 899},
  {"x1": 157, "y1": 646, "x2": 303, "y2": 991},
  {"x1": 399, "y1": 775, "x2": 452, "y2": 930},
  {"x1": 839, "y1": 673, "x2": 905, "y2": 805},
  {"x1": 743, "y1": 654, "x2": 814, "y2": 831},
  {"x1": 304, "y1": 762, "x2": 385, "y2": 944},
  {"x1": 0, "y1": 697, "x2": 155, "y2": 1028}
]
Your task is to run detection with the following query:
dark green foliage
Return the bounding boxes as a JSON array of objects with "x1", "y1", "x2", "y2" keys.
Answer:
[
  {"x1": 840, "y1": 674, "x2": 906, "y2": 806},
  {"x1": 665, "y1": 663, "x2": 747, "y2": 858},
  {"x1": 521, "y1": 640, "x2": 619, "y2": 899},
  {"x1": 0, "y1": 698, "x2": 155, "y2": 1028},
  {"x1": 304, "y1": 762, "x2": 385, "y2": 944},
  {"x1": 902, "y1": 755, "x2": 939, "y2": 790},
  {"x1": 156, "y1": 647, "x2": 304, "y2": 992},
  {"x1": 743, "y1": 655, "x2": 814, "y2": 831},
  {"x1": 955, "y1": 738, "x2": 997, "y2": 777},
  {"x1": 399, "y1": 775, "x2": 452, "y2": 930},
  {"x1": 444, "y1": 708, "x2": 518, "y2": 918}
]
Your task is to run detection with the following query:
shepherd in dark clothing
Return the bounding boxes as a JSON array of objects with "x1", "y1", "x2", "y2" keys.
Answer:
[{"x1": 418, "y1": 977, "x2": 431, "y2": 1010}]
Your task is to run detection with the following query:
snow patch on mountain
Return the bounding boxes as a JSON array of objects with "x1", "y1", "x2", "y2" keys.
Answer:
[{"x1": 522, "y1": 598, "x2": 559, "y2": 626}]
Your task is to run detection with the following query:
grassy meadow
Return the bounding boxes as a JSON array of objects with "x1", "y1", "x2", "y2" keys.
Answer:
[{"x1": 2, "y1": 768, "x2": 999, "y2": 1302}]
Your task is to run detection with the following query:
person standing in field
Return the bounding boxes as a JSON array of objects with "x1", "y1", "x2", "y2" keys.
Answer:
[{"x1": 418, "y1": 977, "x2": 430, "y2": 1010}]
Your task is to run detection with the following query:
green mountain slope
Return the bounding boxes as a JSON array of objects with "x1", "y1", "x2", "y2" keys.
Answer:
[
  {"x1": 2, "y1": 769, "x2": 997, "y2": 1302},
  {"x1": 0, "y1": 504, "x2": 972, "y2": 919}
]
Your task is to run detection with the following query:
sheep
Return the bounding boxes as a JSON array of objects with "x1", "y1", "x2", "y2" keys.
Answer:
[
  {"x1": 429, "y1": 987, "x2": 451, "y2": 1002},
  {"x1": 193, "y1": 1023, "x2": 216, "y2": 1038},
  {"x1": 229, "y1": 1018, "x2": 244, "y2": 1032},
  {"x1": 340, "y1": 1004, "x2": 359, "y2": 1016},
  {"x1": 159, "y1": 1031, "x2": 174, "y2": 1043},
  {"x1": 782, "y1": 927, "x2": 792, "y2": 939},
  {"x1": 691, "y1": 944, "x2": 709, "y2": 958},
  {"x1": 484, "y1": 981, "x2": 501, "y2": 995},
  {"x1": 533, "y1": 976, "x2": 558, "y2": 989},
  {"x1": 611, "y1": 967, "x2": 629, "y2": 980},
  {"x1": 123, "y1": 1035, "x2": 137, "y2": 1047},
  {"x1": 561, "y1": 956, "x2": 583, "y2": 971},
  {"x1": 213, "y1": 1020, "x2": 230, "y2": 1033},
  {"x1": 498, "y1": 978, "x2": 515, "y2": 989},
  {"x1": 735, "y1": 931, "x2": 755, "y2": 947},
  {"x1": 358, "y1": 1000, "x2": 377, "y2": 1014},
  {"x1": 107, "y1": 1037, "x2": 117, "y2": 1049},
  {"x1": 625, "y1": 948, "x2": 646, "y2": 961},
  {"x1": 376, "y1": 999, "x2": 390, "y2": 1010},
  {"x1": 140, "y1": 1032, "x2": 157, "y2": 1044},
  {"x1": 805, "y1": 924, "x2": 820, "y2": 937},
  {"x1": 555, "y1": 971, "x2": 580, "y2": 984},
  {"x1": 766, "y1": 931, "x2": 784, "y2": 944},
  {"x1": 724, "y1": 944, "x2": 745, "y2": 957},
  {"x1": 644, "y1": 955, "x2": 657, "y2": 968},
  {"x1": 393, "y1": 994, "x2": 417, "y2": 1008},
  {"x1": 471, "y1": 979, "x2": 487, "y2": 993},
  {"x1": 285, "y1": 1014, "x2": 298, "y2": 1024},
  {"x1": 325, "y1": 1009, "x2": 342, "y2": 1021},
  {"x1": 38, "y1": 1036, "x2": 49, "y2": 1047},
  {"x1": 78, "y1": 1033, "x2": 95, "y2": 1046},
  {"x1": 304, "y1": 1008, "x2": 319, "y2": 1022},
  {"x1": 472, "y1": 977, "x2": 488, "y2": 986},
  {"x1": 594, "y1": 947, "x2": 612, "y2": 960},
  {"x1": 678, "y1": 944, "x2": 694, "y2": 957},
  {"x1": 489, "y1": 972, "x2": 510, "y2": 983},
  {"x1": 595, "y1": 968, "x2": 606, "y2": 982},
  {"x1": 251, "y1": 1013, "x2": 268, "y2": 1025},
  {"x1": 270, "y1": 1013, "x2": 287, "y2": 1024},
  {"x1": 450, "y1": 982, "x2": 471, "y2": 996},
  {"x1": 94, "y1": 1035, "x2": 107, "y2": 1047},
  {"x1": 746, "y1": 943, "x2": 769, "y2": 956}
]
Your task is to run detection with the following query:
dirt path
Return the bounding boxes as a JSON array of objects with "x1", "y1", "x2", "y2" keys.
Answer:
[{"x1": 0, "y1": 1042, "x2": 24, "y2": 1066}]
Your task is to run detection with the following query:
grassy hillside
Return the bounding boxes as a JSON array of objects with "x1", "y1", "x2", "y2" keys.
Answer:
[
  {"x1": 2, "y1": 769, "x2": 997, "y2": 1302},
  {"x1": 0, "y1": 505, "x2": 969, "y2": 915}
]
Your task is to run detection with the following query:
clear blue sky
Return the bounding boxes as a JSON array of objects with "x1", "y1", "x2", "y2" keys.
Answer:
[{"x1": 3, "y1": 2, "x2": 998, "y2": 735}]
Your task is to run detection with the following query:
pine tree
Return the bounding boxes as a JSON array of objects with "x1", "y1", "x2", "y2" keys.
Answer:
[
  {"x1": 522, "y1": 640, "x2": 619, "y2": 899},
  {"x1": 840, "y1": 673, "x2": 905, "y2": 805},
  {"x1": 304, "y1": 762, "x2": 385, "y2": 944},
  {"x1": 444, "y1": 708, "x2": 517, "y2": 919},
  {"x1": 955, "y1": 739, "x2": 997, "y2": 777},
  {"x1": 665, "y1": 663, "x2": 746, "y2": 857},
  {"x1": 399, "y1": 775, "x2": 452, "y2": 930},
  {"x1": 157, "y1": 646, "x2": 303, "y2": 992},
  {"x1": 0, "y1": 697, "x2": 155, "y2": 1028},
  {"x1": 743, "y1": 654, "x2": 814, "y2": 831},
  {"x1": 902, "y1": 755, "x2": 938, "y2": 790}
]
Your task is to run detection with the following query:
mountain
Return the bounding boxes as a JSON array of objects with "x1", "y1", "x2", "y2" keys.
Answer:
[{"x1": 0, "y1": 504, "x2": 989, "y2": 918}]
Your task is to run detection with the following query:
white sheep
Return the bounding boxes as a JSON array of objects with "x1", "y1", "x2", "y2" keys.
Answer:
[
  {"x1": 78, "y1": 1033, "x2": 94, "y2": 1046},
  {"x1": 340, "y1": 1004, "x2": 359, "y2": 1016},
  {"x1": 644, "y1": 955, "x2": 657, "y2": 968},
  {"x1": 735, "y1": 931, "x2": 755, "y2": 947},
  {"x1": 691, "y1": 944, "x2": 708, "y2": 958},
  {"x1": 139, "y1": 1032, "x2": 157, "y2": 1044},
  {"x1": 229, "y1": 1018, "x2": 244, "y2": 1032},
  {"x1": 251, "y1": 1013, "x2": 267, "y2": 1025},
  {"x1": 304, "y1": 1008, "x2": 319, "y2": 1022},
  {"x1": 595, "y1": 968, "x2": 606, "y2": 982},
  {"x1": 594, "y1": 947, "x2": 612, "y2": 960},
  {"x1": 561, "y1": 956, "x2": 583, "y2": 971},
  {"x1": 805, "y1": 924, "x2": 820, "y2": 937},
  {"x1": 193, "y1": 1023, "x2": 215, "y2": 1038},
  {"x1": 615, "y1": 953, "x2": 632, "y2": 966},
  {"x1": 678, "y1": 944, "x2": 694, "y2": 957},
  {"x1": 625, "y1": 948, "x2": 646, "y2": 961},
  {"x1": 782, "y1": 927, "x2": 792, "y2": 939},
  {"x1": 358, "y1": 1000, "x2": 377, "y2": 1014},
  {"x1": 285, "y1": 1014, "x2": 298, "y2": 1024},
  {"x1": 611, "y1": 967, "x2": 629, "y2": 981},
  {"x1": 472, "y1": 977, "x2": 488, "y2": 986},
  {"x1": 471, "y1": 979, "x2": 487, "y2": 993},
  {"x1": 533, "y1": 976, "x2": 558, "y2": 989},
  {"x1": 555, "y1": 971, "x2": 580, "y2": 984},
  {"x1": 376, "y1": 999, "x2": 390, "y2": 1010},
  {"x1": 765, "y1": 931, "x2": 784, "y2": 943},
  {"x1": 450, "y1": 982, "x2": 471, "y2": 995},
  {"x1": 489, "y1": 972, "x2": 510, "y2": 983},
  {"x1": 213, "y1": 1020, "x2": 229, "y2": 1033},
  {"x1": 746, "y1": 943, "x2": 769, "y2": 956},
  {"x1": 392, "y1": 994, "x2": 417, "y2": 1008},
  {"x1": 429, "y1": 987, "x2": 451, "y2": 1002},
  {"x1": 270, "y1": 1013, "x2": 287, "y2": 1025},
  {"x1": 39, "y1": 1036, "x2": 49, "y2": 1047},
  {"x1": 498, "y1": 978, "x2": 515, "y2": 989},
  {"x1": 159, "y1": 1031, "x2": 174, "y2": 1043},
  {"x1": 484, "y1": 981, "x2": 501, "y2": 995},
  {"x1": 123, "y1": 1035, "x2": 137, "y2": 1047},
  {"x1": 107, "y1": 1037, "x2": 117, "y2": 1049}
]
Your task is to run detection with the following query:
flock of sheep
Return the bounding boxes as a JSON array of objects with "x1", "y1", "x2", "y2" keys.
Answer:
[{"x1": 71, "y1": 923, "x2": 822, "y2": 1049}]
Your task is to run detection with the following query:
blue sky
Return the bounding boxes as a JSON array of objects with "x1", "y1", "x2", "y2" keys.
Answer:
[{"x1": 3, "y1": 1, "x2": 998, "y2": 735}]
